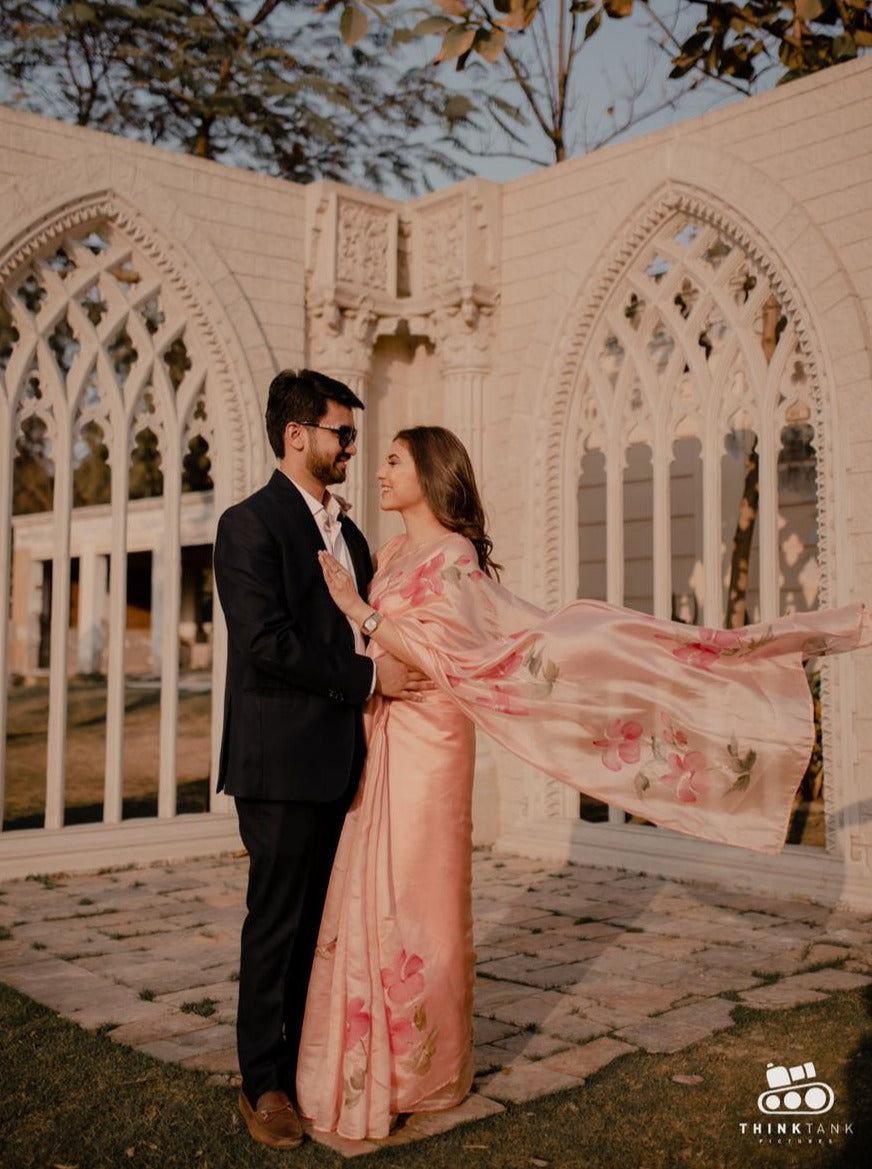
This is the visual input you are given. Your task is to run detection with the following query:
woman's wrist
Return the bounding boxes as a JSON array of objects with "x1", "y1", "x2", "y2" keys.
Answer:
[{"x1": 348, "y1": 599, "x2": 371, "y2": 626}]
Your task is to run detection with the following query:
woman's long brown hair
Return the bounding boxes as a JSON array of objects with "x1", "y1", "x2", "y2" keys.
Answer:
[{"x1": 394, "y1": 426, "x2": 502, "y2": 578}]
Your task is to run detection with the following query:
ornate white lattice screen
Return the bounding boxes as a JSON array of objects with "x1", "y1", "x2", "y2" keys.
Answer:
[
  {"x1": 575, "y1": 210, "x2": 821, "y2": 625},
  {"x1": 556, "y1": 207, "x2": 828, "y2": 837},
  {"x1": 0, "y1": 220, "x2": 217, "y2": 829}
]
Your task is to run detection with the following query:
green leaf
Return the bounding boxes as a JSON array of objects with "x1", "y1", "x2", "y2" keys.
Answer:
[
  {"x1": 339, "y1": 3, "x2": 369, "y2": 45},
  {"x1": 585, "y1": 9, "x2": 602, "y2": 39},
  {"x1": 728, "y1": 772, "x2": 751, "y2": 794}
]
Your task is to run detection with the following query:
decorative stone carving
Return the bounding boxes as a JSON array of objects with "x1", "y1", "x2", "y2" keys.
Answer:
[
  {"x1": 419, "y1": 199, "x2": 464, "y2": 291},
  {"x1": 428, "y1": 289, "x2": 497, "y2": 373},
  {"x1": 336, "y1": 199, "x2": 392, "y2": 292},
  {"x1": 308, "y1": 289, "x2": 378, "y2": 376}
]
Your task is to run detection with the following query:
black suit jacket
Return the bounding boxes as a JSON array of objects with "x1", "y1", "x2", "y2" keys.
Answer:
[{"x1": 213, "y1": 469, "x2": 374, "y2": 802}]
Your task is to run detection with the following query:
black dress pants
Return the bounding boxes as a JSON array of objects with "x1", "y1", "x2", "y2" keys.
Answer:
[{"x1": 235, "y1": 781, "x2": 356, "y2": 1106}]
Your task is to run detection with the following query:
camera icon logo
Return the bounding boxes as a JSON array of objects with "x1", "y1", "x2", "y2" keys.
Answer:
[{"x1": 757, "y1": 1061, "x2": 835, "y2": 1116}]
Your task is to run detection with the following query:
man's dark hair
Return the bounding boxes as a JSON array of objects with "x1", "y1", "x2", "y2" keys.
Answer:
[{"x1": 265, "y1": 369, "x2": 365, "y2": 458}]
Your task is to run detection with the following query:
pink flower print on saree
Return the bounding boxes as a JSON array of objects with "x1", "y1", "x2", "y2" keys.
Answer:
[
  {"x1": 385, "y1": 1006, "x2": 414, "y2": 1056},
  {"x1": 399, "y1": 554, "x2": 445, "y2": 607},
  {"x1": 344, "y1": 997, "x2": 371, "y2": 1052},
  {"x1": 659, "y1": 712, "x2": 687, "y2": 748},
  {"x1": 380, "y1": 948, "x2": 425, "y2": 1005},
  {"x1": 478, "y1": 652, "x2": 524, "y2": 682},
  {"x1": 475, "y1": 686, "x2": 531, "y2": 716},
  {"x1": 593, "y1": 718, "x2": 645, "y2": 772},
  {"x1": 672, "y1": 629, "x2": 742, "y2": 669},
  {"x1": 670, "y1": 626, "x2": 774, "y2": 669},
  {"x1": 659, "y1": 750, "x2": 709, "y2": 803}
]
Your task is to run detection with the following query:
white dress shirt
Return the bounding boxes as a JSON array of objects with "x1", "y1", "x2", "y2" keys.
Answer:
[{"x1": 287, "y1": 476, "x2": 376, "y2": 695}]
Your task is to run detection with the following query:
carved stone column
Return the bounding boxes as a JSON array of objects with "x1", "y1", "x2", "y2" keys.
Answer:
[
  {"x1": 308, "y1": 291, "x2": 377, "y2": 527},
  {"x1": 429, "y1": 292, "x2": 496, "y2": 481}
]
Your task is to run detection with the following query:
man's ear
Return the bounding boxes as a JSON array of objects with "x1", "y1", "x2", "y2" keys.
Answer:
[{"x1": 284, "y1": 421, "x2": 304, "y2": 453}]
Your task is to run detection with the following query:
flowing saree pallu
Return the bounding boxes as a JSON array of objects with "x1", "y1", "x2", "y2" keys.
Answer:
[
  {"x1": 380, "y1": 533, "x2": 870, "y2": 856},
  {"x1": 297, "y1": 532, "x2": 870, "y2": 1139}
]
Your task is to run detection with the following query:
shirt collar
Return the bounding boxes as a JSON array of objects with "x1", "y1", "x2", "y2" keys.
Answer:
[{"x1": 284, "y1": 473, "x2": 344, "y2": 524}]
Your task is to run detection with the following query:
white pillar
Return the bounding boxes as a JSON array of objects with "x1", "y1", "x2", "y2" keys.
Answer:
[
  {"x1": 158, "y1": 451, "x2": 182, "y2": 819},
  {"x1": 150, "y1": 545, "x2": 163, "y2": 674},
  {"x1": 45, "y1": 424, "x2": 73, "y2": 831},
  {"x1": 77, "y1": 545, "x2": 108, "y2": 674},
  {"x1": 104, "y1": 437, "x2": 129, "y2": 824}
]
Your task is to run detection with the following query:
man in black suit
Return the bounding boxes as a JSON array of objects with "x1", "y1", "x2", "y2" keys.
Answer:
[{"x1": 214, "y1": 369, "x2": 424, "y2": 1148}]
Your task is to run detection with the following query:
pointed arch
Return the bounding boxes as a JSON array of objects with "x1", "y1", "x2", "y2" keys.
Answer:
[{"x1": 532, "y1": 183, "x2": 840, "y2": 617}]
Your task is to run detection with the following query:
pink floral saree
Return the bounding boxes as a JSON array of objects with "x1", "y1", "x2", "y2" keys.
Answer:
[{"x1": 296, "y1": 531, "x2": 870, "y2": 1138}]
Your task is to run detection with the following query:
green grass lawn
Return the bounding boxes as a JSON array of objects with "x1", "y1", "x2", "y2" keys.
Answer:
[{"x1": 1, "y1": 980, "x2": 869, "y2": 1169}]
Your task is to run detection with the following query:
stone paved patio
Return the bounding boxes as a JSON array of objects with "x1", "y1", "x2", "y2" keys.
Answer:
[{"x1": 1, "y1": 849, "x2": 871, "y2": 1157}]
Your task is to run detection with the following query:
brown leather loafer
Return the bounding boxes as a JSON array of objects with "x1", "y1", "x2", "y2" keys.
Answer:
[{"x1": 238, "y1": 1088, "x2": 304, "y2": 1149}]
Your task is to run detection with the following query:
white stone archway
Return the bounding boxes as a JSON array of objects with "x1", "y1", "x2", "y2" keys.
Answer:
[
  {"x1": 0, "y1": 159, "x2": 270, "y2": 873},
  {"x1": 502, "y1": 174, "x2": 872, "y2": 906}
]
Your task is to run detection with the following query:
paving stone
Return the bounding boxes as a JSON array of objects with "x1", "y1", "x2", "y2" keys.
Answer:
[
  {"x1": 738, "y1": 982, "x2": 828, "y2": 1009},
  {"x1": 137, "y1": 1023, "x2": 236, "y2": 1063},
  {"x1": 568, "y1": 1002, "x2": 652, "y2": 1030},
  {"x1": 179, "y1": 1045, "x2": 239, "y2": 1073},
  {"x1": 521, "y1": 939, "x2": 610, "y2": 964},
  {"x1": 474, "y1": 1043, "x2": 509, "y2": 1074},
  {"x1": 615, "y1": 997, "x2": 737, "y2": 1053},
  {"x1": 158, "y1": 981, "x2": 238, "y2": 1009},
  {"x1": 780, "y1": 968, "x2": 872, "y2": 992},
  {"x1": 800, "y1": 943, "x2": 852, "y2": 966},
  {"x1": 473, "y1": 978, "x2": 540, "y2": 1014},
  {"x1": 477, "y1": 1060, "x2": 583, "y2": 1103},
  {"x1": 538, "y1": 1035, "x2": 637, "y2": 1080},
  {"x1": 660, "y1": 964, "x2": 761, "y2": 996},
  {"x1": 476, "y1": 952, "x2": 573, "y2": 981},
  {"x1": 482, "y1": 988, "x2": 571, "y2": 1029},
  {"x1": 492, "y1": 1031, "x2": 572, "y2": 1060},
  {"x1": 610, "y1": 933, "x2": 706, "y2": 959},
  {"x1": 549, "y1": 920, "x2": 624, "y2": 942},
  {"x1": 109, "y1": 1010, "x2": 221, "y2": 1047},
  {"x1": 472, "y1": 1015, "x2": 520, "y2": 1045},
  {"x1": 67, "y1": 995, "x2": 169, "y2": 1030},
  {"x1": 393, "y1": 1091, "x2": 504, "y2": 1139}
]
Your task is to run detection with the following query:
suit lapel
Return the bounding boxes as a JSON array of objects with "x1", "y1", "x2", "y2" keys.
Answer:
[{"x1": 267, "y1": 469, "x2": 326, "y2": 550}]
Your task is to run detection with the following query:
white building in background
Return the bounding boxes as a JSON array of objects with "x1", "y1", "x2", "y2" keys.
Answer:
[{"x1": 0, "y1": 58, "x2": 870, "y2": 907}]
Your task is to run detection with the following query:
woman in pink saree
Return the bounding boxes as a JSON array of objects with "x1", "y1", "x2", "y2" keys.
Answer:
[{"x1": 296, "y1": 426, "x2": 870, "y2": 1140}]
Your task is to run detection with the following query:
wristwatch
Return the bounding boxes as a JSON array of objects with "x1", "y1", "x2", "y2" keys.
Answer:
[{"x1": 361, "y1": 610, "x2": 383, "y2": 636}]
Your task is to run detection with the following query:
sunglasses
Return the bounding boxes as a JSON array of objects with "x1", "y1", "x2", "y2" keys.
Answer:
[{"x1": 297, "y1": 421, "x2": 358, "y2": 450}]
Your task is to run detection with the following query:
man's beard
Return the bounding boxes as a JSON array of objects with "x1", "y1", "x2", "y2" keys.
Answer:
[{"x1": 306, "y1": 440, "x2": 349, "y2": 487}]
